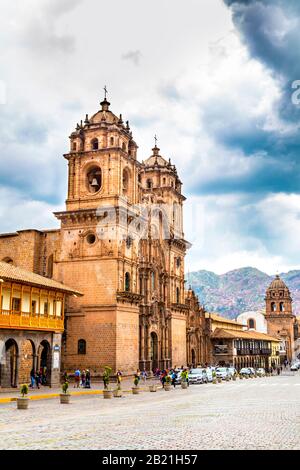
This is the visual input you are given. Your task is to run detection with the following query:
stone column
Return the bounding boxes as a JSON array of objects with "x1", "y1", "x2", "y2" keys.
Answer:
[
  {"x1": 50, "y1": 333, "x2": 62, "y2": 387},
  {"x1": 140, "y1": 321, "x2": 145, "y2": 361}
]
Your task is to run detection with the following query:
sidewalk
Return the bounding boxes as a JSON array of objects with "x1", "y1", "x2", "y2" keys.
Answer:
[{"x1": 0, "y1": 378, "x2": 160, "y2": 403}]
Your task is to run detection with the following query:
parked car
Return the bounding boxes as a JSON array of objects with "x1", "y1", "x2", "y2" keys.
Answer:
[
  {"x1": 239, "y1": 367, "x2": 251, "y2": 376},
  {"x1": 291, "y1": 364, "x2": 299, "y2": 371},
  {"x1": 248, "y1": 367, "x2": 256, "y2": 375},
  {"x1": 256, "y1": 368, "x2": 266, "y2": 377},
  {"x1": 188, "y1": 368, "x2": 208, "y2": 384},
  {"x1": 215, "y1": 367, "x2": 231, "y2": 380}
]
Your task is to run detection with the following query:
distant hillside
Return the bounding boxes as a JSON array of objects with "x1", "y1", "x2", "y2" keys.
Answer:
[{"x1": 188, "y1": 267, "x2": 300, "y2": 319}]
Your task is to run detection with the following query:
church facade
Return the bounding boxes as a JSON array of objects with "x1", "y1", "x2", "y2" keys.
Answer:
[{"x1": 0, "y1": 97, "x2": 208, "y2": 376}]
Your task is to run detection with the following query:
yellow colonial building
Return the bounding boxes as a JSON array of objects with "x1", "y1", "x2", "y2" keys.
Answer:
[{"x1": 205, "y1": 312, "x2": 280, "y2": 370}]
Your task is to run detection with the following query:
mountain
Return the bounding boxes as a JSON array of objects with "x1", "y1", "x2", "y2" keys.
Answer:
[{"x1": 188, "y1": 267, "x2": 300, "y2": 319}]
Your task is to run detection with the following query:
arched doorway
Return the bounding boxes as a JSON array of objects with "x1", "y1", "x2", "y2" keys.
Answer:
[
  {"x1": 150, "y1": 332, "x2": 158, "y2": 370},
  {"x1": 19, "y1": 339, "x2": 35, "y2": 384},
  {"x1": 38, "y1": 340, "x2": 51, "y2": 385},
  {"x1": 0, "y1": 339, "x2": 19, "y2": 388}
]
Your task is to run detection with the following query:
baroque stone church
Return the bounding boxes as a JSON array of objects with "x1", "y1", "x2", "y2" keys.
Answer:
[{"x1": 0, "y1": 96, "x2": 208, "y2": 375}]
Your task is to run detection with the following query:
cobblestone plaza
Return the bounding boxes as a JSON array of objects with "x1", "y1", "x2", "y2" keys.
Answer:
[{"x1": 1, "y1": 373, "x2": 300, "y2": 450}]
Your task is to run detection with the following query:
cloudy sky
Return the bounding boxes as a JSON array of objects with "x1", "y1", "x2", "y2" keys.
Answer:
[{"x1": 1, "y1": 0, "x2": 300, "y2": 275}]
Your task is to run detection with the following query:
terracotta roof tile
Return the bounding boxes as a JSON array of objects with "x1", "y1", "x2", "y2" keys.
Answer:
[
  {"x1": 0, "y1": 262, "x2": 83, "y2": 296},
  {"x1": 211, "y1": 327, "x2": 280, "y2": 342}
]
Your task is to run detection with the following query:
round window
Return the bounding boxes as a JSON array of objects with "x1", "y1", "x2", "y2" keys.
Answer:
[{"x1": 86, "y1": 233, "x2": 96, "y2": 245}]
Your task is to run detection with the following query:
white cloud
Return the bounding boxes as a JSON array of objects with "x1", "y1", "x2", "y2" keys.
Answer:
[{"x1": 0, "y1": 0, "x2": 299, "y2": 275}]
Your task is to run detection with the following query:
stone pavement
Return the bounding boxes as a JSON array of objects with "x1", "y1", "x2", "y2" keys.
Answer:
[{"x1": 0, "y1": 373, "x2": 300, "y2": 450}]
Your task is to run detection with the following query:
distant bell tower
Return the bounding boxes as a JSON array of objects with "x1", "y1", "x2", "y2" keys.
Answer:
[{"x1": 265, "y1": 274, "x2": 295, "y2": 363}]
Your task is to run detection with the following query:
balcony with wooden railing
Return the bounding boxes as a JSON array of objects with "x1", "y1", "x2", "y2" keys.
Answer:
[{"x1": 0, "y1": 309, "x2": 64, "y2": 331}]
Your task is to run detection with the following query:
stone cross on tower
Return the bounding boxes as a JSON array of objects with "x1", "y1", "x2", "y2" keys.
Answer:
[{"x1": 103, "y1": 85, "x2": 108, "y2": 100}]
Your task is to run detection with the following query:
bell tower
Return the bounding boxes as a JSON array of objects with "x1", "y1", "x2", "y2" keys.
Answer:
[
  {"x1": 54, "y1": 94, "x2": 142, "y2": 374},
  {"x1": 265, "y1": 275, "x2": 295, "y2": 362}
]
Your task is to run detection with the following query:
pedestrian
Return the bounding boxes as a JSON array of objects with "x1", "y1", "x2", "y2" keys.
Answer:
[
  {"x1": 30, "y1": 368, "x2": 35, "y2": 388},
  {"x1": 74, "y1": 368, "x2": 80, "y2": 388},
  {"x1": 85, "y1": 369, "x2": 91, "y2": 388},
  {"x1": 35, "y1": 370, "x2": 41, "y2": 389},
  {"x1": 42, "y1": 366, "x2": 47, "y2": 385},
  {"x1": 277, "y1": 367, "x2": 280, "y2": 376},
  {"x1": 161, "y1": 372, "x2": 166, "y2": 389},
  {"x1": 81, "y1": 369, "x2": 86, "y2": 388},
  {"x1": 116, "y1": 370, "x2": 122, "y2": 386},
  {"x1": 171, "y1": 370, "x2": 177, "y2": 388},
  {"x1": 141, "y1": 369, "x2": 148, "y2": 384}
]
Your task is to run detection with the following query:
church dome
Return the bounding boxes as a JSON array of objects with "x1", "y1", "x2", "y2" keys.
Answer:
[
  {"x1": 89, "y1": 99, "x2": 120, "y2": 125},
  {"x1": 268, "y1": 274, "x2": 288, "y2": 290},
  {"x1": 144, "y1": 146, "x2": 169, "y2": 167}
]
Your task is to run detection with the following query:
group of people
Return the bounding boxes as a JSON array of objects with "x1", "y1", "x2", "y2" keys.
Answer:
[
  {"x1": 69, "y1": 369, "x2": 91, "y2": 388},
  {"x1": 30, "y1": 367, "x2": 47, "y2": 389},
  {"x1": 158, "y1": 368, "x2": 189, "y2": 388}
]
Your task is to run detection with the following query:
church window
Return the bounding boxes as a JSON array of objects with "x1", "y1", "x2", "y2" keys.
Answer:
[
  {"x1": 176, "y1": 257, "x2": 181, "y2": 268},
  {"x1": 110, "y1": 137, "x2": 114, "y2": 146},
  {"x1": 176, "y1": 287, "x2": 180, "y2": 304},
  {"x1": 44, "y1": 302, "x2": 48, "y2": 315},
  {"x1": 248, "y1": 318, "x2": 256, "y2": 329},
  {"x1": 125, "y1": 272, "x2": 131, "y2": 292},
  {"x1": 122, "y1": 142, "x2": 126, "y2": 152},
  {"x1": 163, "y1": 177, "x2": 166, "y2": 185},
  {"x1": 139, "y1": 276, "x2": 143, "y2": 295},
  {"x1": 271, "y1": 302, "x2": 276, "y2": 312},
  {"x1": 280, "y1": 302, "x2": 284, "y2": 312},
  {"x1": 86, "y1": 233, "x2": 96, "y2": 245},
  {"x1": 147, "y1": 179, "x2": 153, "y2": 189},
  {"x1": 122, "y1": 168, "x2": 130, "y2": 195},
  {"x1": 78, "y1": 339, "x2": 86, "y2": 355},
  {"x1": 91, "y1": 138, "x2": 99, "y2": 150},
  {"x1": 125, "y1": 236, "x2": 132, "y2": 249},
  {"x1": 86, "y1": 166, "x2": 102, "y2": 193},
  {"x1": 72, "y1": 142, "x2": 77, "y2": 151}
]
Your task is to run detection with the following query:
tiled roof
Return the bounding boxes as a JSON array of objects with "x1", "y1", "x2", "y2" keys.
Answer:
[
  {"x1": 205, "y1": 312, "x2": 245, "y2": 327},
  {"x1": 0, "y1": 262, "x2": 83, "y2": 296},
  {"x1": 211, "y1": 327, "x2": 280, "y2": 342}
]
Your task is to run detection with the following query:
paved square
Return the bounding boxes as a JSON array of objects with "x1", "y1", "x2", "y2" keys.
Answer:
[{"x1": 1, "y1": 374, "x2": 300, "y2": 450}]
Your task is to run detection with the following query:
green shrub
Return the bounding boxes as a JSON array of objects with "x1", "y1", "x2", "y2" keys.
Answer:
[
  {"x1": 62, "y1": 381, "x2": 69, "y2": 394},
  {"x1": 20, "y1": 384, "x2": 28, "y2": 397},
  {"x1": 103, "y1": 366, "x2": 112, "y2": 388}
]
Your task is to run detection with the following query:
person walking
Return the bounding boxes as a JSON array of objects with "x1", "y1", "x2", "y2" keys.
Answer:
[
  {"x1": 30, "y1": 368, "x2": 35, "y2": 388},
  {"x1": 81, "y1": 369, "x2": 86, "y2": 388},
  {"x1": 141, "y1": 369, "x2": 148, "y2": 384},
  {"x1": 116, "y1": 370, "x2": 122, "y2": 387},
  {"x1": 74, "y1": 368, "x2": 80, "y2": 388},
  {"x1": 35, "y1": 370, "x2": 41, "y2": 389},
  {"x1": 171, "y1": 370, "x2": 177, "y2": 388},
  {"x1": 85, "y1": 369, "x2": 91, "y2": 388}
]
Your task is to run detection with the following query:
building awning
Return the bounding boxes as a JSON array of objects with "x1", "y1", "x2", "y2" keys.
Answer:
[{"x1": 0, "y1": 262, "x2": 83, "y2": 296}]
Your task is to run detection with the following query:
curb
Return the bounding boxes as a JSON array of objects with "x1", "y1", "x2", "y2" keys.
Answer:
[{"x1": 0, "y1": 387, "x2": 161, "y2": 404}]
